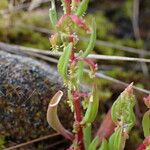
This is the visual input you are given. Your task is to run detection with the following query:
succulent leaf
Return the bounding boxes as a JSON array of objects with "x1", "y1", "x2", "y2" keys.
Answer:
[
  {"x1": 88, "y1": 136, "x2": 99, "y2": 150},
  {"x1": 83, "y1": 123, "x2": 92, "y2": 150},
  {"x1": 108, "y1": 127, "x2": 125, "y2": 150},
  {"x1": 111, "y1": 83, "x2": 136, "y2": 131},
  {"x1": 82, "y1": 18, "x2": 96, "y2": 58},
  {"x1": 76, "y1": 0, "x2": 90, "y2": 16},
  {"x1": 57, "y1": 43, "x2": 72, "y2": 82},
  {"x1": 81, "y1": 84, "x2": 99, "y2": 124},
  {"x1": 142, "y1": 110, "x2": 150, "y2": 138},
  {"x1": 98, "y1": 139, "x2": 108, "y2": 150}
]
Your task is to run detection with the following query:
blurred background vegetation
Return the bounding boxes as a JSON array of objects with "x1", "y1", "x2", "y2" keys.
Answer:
[
  {"x1": 0, "y1": 0, "x2": 149, "y2": 95},
  {"x1": 0, "y1": 0, "x2": 150, "y2": 149}
]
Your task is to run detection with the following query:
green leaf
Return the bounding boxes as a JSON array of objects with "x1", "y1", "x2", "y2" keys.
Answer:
[
  {"x1": 81, "y1": 85, "x2": 99, "y2": 124},
  {"x1": 82, "y1": 18, "x2": 96, "y2": 58},
  {"x1": 76, "y1": 0, "x2": 90, "y2": 16},
  {"x1": 98, "y1": 139, "x2": 108, "y2": 150},
  {"x1": 83, "y1": 123, "x2": 92, "y2": 150},
  {"x1": 111, "y1": 84, "x2": 136, "y2": 131},
  {"x1": 57, "y1": 43, "x2": 72, "y2": 82},
  {"x1": 142, "y1": 110, "x2": 150, "y2": 138},
  {"x1": 88, "y1": 136, "x2": 99, "y2": 150},
  {"x1": 108, "y1": 127, "x2": 125, "y2": 150}
]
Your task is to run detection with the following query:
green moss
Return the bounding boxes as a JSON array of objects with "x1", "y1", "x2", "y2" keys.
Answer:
[
  {"x1": 0, "y1": 136, "x2": 5, "y2": 149},
  {"x1": 106, "y1": 68, "x2": 142, "y2": 80},
  {"x1": 0, "y1": 0, "x2": 8, "y2": 9},
  {"x1": 123, "y1": 0, "x2": 133, "y2": 18},
  {"x1": 21, "y1": 11, "x2": 50, "y2": 28}
]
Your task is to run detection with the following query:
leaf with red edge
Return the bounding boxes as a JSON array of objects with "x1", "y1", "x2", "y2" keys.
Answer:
[
  {"x1": 69, "y1": 14, "x2": 90, "y2": 32},
  {"x1": 57, "y1": 14, "x2": 90, "y2": 32}
]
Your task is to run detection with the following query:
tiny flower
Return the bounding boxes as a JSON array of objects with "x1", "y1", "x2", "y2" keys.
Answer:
[{"x1": 49, "y1": 33, "x2": 60, "y2": 50}]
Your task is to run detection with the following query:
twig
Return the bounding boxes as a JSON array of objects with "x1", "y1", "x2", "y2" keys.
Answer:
[
  {"x1": 0, "y1": 42, "x2": 150, "y2": 63},
  {"x1": 132, "y1": 0, "x2": 149, "y2": 76},
  {"x1": 88, "y1": 54, "x2": 150, "y2": 63},
  {"x1": 0, "y1": 0, "x2": 50, "y2": 15},
  {"x1": 24, "y1": 25, "x2": 150, "y2": 56},
  {"x1": 0, "y1": 43, "x2": 149, "y2": 94},
  {"x1": 94, "y1": 71, "x2": 150, "y2": 94},
  {"x1": 4, "y1": 133, "x2": 60, "y2": 150},
  {"x1": 44, "y1": 139, "x2": 67, "y2": 149}
]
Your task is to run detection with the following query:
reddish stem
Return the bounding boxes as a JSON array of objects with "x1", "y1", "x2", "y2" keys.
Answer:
[
  {"x1": 74, "y1": 0, "x2": 80, "y2": 3},
  {"x1": 96, "y1": 109, "x2": 116, "y2": 142},
  {"x1": 136, "y1": 144, "x2": 146, "y2": 150},
  {"x1": 72, "y1": 90, "x2": 84, "y2": 150},
  {"x1": 64, "y1": 0, "x2": 72, "y2": 14},
  {"x1": 83, "y1": 58, "x2": 97, "y2": 73}
]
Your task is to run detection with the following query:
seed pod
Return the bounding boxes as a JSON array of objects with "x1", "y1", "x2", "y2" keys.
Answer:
[
  {"x1": 98, "y1": 139, "x2": 108, "y2": 150},
  {"x1": 57, "y1": 43, "x2": 72, "y2": 82},
  {"x1": 111, "y1": 83, "x2": 136, "y2": 131},
  {"x1": 142, "y1": 110, "x2": 150, "y2": 138},
  {"x1": 81, "y1": 85, "x2": 99, "y2": 124},
  {"x1": 76, "y1": 0, "x2": 90, "y2": 16},
  {"x1": 82, "y1": 19, "x2": 96, "y2": 58},
  {"x1": 47, "y1": 91, "x2": 74, "y2": 140},
  {"x1": 49, "y1": 0, "x2": 58, "y2": 30}
]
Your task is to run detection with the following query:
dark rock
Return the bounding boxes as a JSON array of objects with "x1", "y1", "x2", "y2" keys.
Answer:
[{"x1": 0, "y1": 51, "x2": 72, "y2": 144}]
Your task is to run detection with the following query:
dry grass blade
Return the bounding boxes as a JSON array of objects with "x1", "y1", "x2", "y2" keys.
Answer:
[
  {"x1": 45, "y1": 139, "x2": 67, "y2": 149},
  {"x1": 23, "y1": 25, "x2": 150, "y2": 56},
  {"x1": 0, "y1": 42, "x2": 150, "y2": 63},
  {"x1": 29, "y1": 0, "x2": 49, "y2": 11},
  {"x1": 4, "y1": 133, "x2": 60, "y2": 150},
  {"x1": 94, "y1": 71, "x2": 150, "y2": 94},
  {"x1": 0, "y1": 42, "x2": 149, "y2": 94},
  {"x1": 0, "y1": 0, "x2": 50, "y2": 15}
]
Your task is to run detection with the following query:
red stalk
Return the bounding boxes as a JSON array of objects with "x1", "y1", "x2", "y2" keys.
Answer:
[
  {"x1": 64, "y1": 0, "x2": 72, "y2": 14},
  {"x1": 136, "y1": 136, "x2": 150, "y2": 150},
  {"x1": 72, "y1": 90, "x2": 84, "y2": 150},
  {"x1": 74, "y1": 0, "x2": 80, "y2": 3},
  {"x1": 96, "y1": 109, "x2": 116, "y2": 142},
  {"x1": 136, "y1": 144, "x2": 146, "y2": 150}
]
